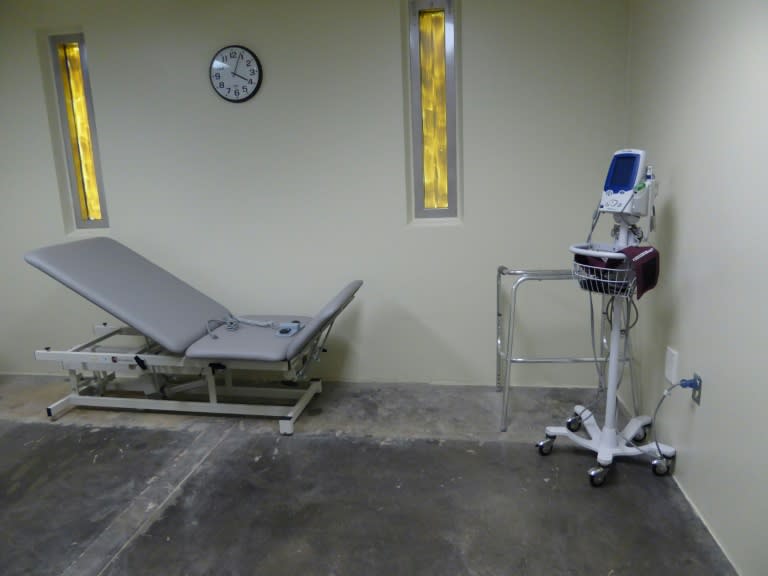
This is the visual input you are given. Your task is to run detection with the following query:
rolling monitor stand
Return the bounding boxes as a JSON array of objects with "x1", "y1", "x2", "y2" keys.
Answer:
[{"x1": 535, "y1": 150, "x2": 676, "y2": 487}]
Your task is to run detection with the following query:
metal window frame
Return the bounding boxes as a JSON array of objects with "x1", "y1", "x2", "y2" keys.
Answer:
[
  {"x1": 408, "y1": 0, "x2": 458, "y2": 219},
  {"x1": 49, "y1": 33, "x2": 109, "y2": 229}
]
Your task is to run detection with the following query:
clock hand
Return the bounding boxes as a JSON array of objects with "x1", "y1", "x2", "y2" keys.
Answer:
[
  {"x1": 231, "y1": 52, "x2": 242, "y2": 77},
  {"x1": 233, "y1": 71, "x2": 249, "y2": 81}
]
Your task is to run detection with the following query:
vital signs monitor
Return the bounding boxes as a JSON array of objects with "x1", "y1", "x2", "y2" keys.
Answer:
[{"x1": 599, "y1": 149, "x2": 652, "y2": 217}]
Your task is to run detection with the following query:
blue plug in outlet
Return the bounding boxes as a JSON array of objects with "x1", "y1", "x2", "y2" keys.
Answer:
[{"x1": 680, "y1": 373, "x2": 702, "y2": 405}]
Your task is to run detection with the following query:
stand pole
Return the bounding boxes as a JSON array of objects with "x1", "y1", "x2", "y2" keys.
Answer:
[{"x1": 598, "y1": 296, "x2": 623, "y2": 465}]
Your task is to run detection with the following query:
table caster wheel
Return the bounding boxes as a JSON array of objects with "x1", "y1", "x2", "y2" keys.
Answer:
[
  {"x1": 651, "y1": 456, "x2": 674, "y2": 476},
  {"x1": 588, "y1": 465, "x2": 608, "y2": 487},
  {"x1": 566, "y1": 414, "x2": 582, "y2": 433},
  {"x1": 536, "y1": 435, "x2": 555, "y2": 456}
]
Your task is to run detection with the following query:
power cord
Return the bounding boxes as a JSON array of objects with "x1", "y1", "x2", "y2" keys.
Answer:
[
  {"x1": 206, "y1": 314, "x2": 275, "y2": 339},
  {"x1": 585, "y1": 199, "x2": 603, "y2": 245},
  {"x1": 615, "y1": 375, "x2": 700, "y2": 460},
  {"x1": 649, "y1": 375, "x2": 701, "y2": 457},
  {"x1": 649, "y1": 382, "x2": 679, "y2": 458}
]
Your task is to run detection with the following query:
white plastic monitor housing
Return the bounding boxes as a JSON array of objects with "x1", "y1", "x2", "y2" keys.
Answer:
[{"x1": 600, "y1": 149, "x2": 654, "y2": 217}]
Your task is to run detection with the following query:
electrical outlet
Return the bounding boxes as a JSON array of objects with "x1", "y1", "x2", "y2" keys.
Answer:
[
  {"x1": 680, "y1": 374, "x2": 703, "y2": 405},
  {"x1": 665, "y1": 347, "x2": 678, "y2": 384},
  {"x1": 691, "y1": 374, "x2": 702, "y2": 405}
]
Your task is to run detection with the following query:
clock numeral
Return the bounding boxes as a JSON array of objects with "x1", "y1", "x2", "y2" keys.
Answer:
[
  {"x1": 246, "y1": 59, "x2": 252, "y2": 66},
  {"x1": 230, "y1": 50, "x2": 238, "y2": 59},
  {"x1": 249, "y1": 69, "x2": 256, "y2": 76},
  {"x1": 242, "y1": 86, "x2": 248, "y2": 93},
  {"x1": 214, "y1": 72, "x2": 221, "y2": 80}
]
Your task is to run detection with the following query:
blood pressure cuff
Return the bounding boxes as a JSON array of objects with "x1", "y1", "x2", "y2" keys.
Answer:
[
  {"x1": 619, "y1": 246, "x2": 660, "y2": 299},
  {"x1": 573, "y1": 246, "x2": 660, "y2": 299}
]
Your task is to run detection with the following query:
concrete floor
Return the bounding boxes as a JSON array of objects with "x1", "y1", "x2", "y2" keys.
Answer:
[{"x1": 0, "y1": 375, "x2": 736, "y2": 576}]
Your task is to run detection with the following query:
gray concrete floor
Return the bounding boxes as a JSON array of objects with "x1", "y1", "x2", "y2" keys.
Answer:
[{"x1": 0, "y1": 375, "x2": 736, "y2": 575}]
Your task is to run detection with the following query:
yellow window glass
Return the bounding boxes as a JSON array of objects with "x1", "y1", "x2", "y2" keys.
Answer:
[
  {"x1": 418, "y1": 10, "x2": 448, "y2": 210},
  {"x1": 56, "y1": 42, "x2": 102, "y2": 221}
]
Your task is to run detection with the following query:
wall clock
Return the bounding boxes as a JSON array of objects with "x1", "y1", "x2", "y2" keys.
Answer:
[{"x1": 209, "y1": 45, "x2": 262, "y2": 102}]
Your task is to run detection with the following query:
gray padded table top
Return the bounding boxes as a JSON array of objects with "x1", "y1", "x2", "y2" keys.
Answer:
[
  {"x1": 187, "y1": 280, "x2": 363, "y2": 362},
  {"x1": 25, "y1": 238, "x2": 230, "y2": 354},
  {"x1": 26, "y1": 238, "x2": 364, "y2": 363},
  {"x1": 185, "y1": 315, "x2": 312, "y2": 362}
]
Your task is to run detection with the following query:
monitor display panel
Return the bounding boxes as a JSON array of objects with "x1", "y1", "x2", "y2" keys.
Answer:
[{"x1": 605, "y1": 154, "x2": 639, "y2": 192}]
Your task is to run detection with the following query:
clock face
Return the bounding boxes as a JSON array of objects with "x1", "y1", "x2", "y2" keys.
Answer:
[{"x1": 209, "y1": 45, "x2": 262, "y2": 102}]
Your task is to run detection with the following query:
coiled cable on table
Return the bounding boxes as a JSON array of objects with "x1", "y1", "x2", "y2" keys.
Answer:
[{"x1": 206, "y1": 315, "x2": 274, "y2": 339}]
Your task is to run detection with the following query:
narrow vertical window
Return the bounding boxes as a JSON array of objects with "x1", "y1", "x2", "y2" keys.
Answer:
[
  {"x1": 408, "y1": 0, "x2": 458, "y2": 219},
  {"x1": 50, "y1": 34, "x2": 108, "y2": 228}
]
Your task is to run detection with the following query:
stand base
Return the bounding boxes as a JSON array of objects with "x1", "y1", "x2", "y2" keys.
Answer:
[{"x1": 538, "y1": 405, "x2": 676, "y2": 485}]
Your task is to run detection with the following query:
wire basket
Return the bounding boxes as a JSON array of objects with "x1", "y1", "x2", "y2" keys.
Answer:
[{"x1": 573, "y1": 261, "x2": 636, "y2": 297}]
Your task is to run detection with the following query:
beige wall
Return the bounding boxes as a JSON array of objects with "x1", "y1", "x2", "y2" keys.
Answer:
[
  {"x1": 628, "y1": 1, "x2": 767, "y2": 574},
  {"x1": 0, "y1": 0, "x2": 628, "y2": 386}
]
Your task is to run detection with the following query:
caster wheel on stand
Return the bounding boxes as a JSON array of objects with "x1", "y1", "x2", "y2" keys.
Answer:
[
  {"x1": 536, "y1": 435, "x2": 555, "y2": 456},
  {"x1": 566, "y1": 414, "x2": 582, "y2": 433},
  {"x1": 633, "y1": 424, "x2": 650, "y2": 443},
  {"x1": 651, "y1": 456, "x2": 674, "y2": 476},
  {"x1": 588, "y1": 465, "x2": 609, "y2": 487}
]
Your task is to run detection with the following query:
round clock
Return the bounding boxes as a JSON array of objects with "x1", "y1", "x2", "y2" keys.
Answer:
[{"x1": 209, "y1": 45, "x2": 262, "y2": 102}]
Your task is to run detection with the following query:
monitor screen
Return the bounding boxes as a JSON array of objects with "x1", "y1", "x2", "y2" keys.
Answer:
[{"x1": 606, "y1": 155, "x2": 638, "y2": 191}]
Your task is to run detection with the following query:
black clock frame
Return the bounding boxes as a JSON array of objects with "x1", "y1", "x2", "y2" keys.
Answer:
[{"x1": 209, "y1": 45, "x2": 263, "y2": 103}]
